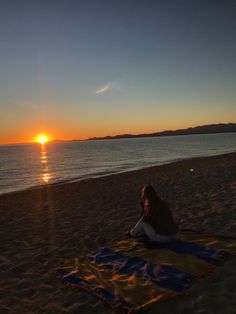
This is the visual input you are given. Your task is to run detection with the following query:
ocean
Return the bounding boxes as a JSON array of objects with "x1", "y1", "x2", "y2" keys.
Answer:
[{"x1": 0, "y1": 132, "x2": 235, "y2": 195}]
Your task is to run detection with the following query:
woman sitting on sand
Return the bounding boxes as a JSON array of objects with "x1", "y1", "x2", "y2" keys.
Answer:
[{"x1": 127, "y1": 185, "x2": 179, "y2": 243}]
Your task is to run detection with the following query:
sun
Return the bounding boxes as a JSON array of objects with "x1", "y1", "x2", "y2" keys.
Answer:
[{"x1": 36, "y1": 134, "x2": 50, "y2": 144}]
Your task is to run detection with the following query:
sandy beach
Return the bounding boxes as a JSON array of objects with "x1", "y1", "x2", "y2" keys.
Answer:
[{"x1": 1, "y1": 152, "x2": 236, "y2": 314}]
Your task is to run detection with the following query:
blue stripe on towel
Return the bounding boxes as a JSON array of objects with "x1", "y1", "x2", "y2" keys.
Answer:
[
  {"x1": 165, "y1": 240, "x2": 231, "y2": 262},
  {"x1": 57, "y1": 268, "x2": 134, "y2": 312},
  {"x1": 87, "y1": 248, "x2": 193, "y2": 293}
]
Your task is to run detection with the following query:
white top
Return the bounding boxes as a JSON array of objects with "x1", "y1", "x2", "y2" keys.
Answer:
[{"x1": 130, "y1": 218, "x2": 175, "y2": 243}]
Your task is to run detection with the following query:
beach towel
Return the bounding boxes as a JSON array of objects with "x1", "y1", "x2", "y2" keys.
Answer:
[{"x1": 56, "y1": 230, "x2": 236, "y2": 313}]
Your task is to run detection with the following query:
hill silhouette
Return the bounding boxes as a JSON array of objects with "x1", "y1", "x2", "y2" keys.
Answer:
[{"x1": 87, "y1": 123, "x2": 236, "y2": 141}]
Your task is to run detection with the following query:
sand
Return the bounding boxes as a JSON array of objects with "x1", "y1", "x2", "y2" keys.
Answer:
[{"x1": 0, "y1": 152, "x2": 236, "y2": 314}]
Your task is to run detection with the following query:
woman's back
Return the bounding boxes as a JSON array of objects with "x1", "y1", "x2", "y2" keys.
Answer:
[
  {"x1": 143, "y1": 194, "x2": 178, "y2": 236},
  {"x1": 129, "y1": 185, "x2": 179, "y2": 243}
]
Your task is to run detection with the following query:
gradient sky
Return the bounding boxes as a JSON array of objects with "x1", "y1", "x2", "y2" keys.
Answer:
[{"x1": 0, "y1": 0, "x2": 236, "y2": 144}]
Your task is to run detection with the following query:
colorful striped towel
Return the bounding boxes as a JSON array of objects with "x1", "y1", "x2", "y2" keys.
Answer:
[{"x1": 56, "y1": 230, "x2": 236, "y2": 313}]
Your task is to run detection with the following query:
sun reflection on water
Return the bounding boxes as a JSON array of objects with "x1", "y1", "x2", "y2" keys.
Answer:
[{"x1": 40, "y1": 144, "x2": 52, "y2": 183}]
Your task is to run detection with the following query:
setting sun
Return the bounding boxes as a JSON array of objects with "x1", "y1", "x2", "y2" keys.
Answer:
[{"x1": 35, "y1": 134, "x2": 50, "y2": 144}]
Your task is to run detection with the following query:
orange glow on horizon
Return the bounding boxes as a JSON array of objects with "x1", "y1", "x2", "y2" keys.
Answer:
[
  {"x1": 34, "y1": 134, "x2": 51, "y2": 144},
  {"x1": 0, "y1": 119, "x2": 229, "y2": 145}
]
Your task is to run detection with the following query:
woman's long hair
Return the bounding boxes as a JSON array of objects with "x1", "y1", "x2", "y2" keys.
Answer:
[
  {"x1": 141, "y1": 185, "x2": 178, "y2": 235},
  {"x1": 141, "y1": 185, "x2": 162, "y2": 208}
]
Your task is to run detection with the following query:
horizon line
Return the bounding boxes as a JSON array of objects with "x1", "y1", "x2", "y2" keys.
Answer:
[{"x1": 0, "y1": 122, "x2": 235, "y2": 146}]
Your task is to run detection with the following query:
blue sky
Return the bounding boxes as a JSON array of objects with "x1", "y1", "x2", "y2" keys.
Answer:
[{"x1": 0, "y1": 0, "x2": 235, "y2": 143}]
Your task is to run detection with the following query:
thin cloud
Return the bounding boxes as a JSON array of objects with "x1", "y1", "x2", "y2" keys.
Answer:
[{"x1": 95, "y1": 81, "x2": 120, "y2": 95}]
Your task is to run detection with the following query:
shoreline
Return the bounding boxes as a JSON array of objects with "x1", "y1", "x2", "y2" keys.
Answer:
[
  {"x1": 1, "y1": 151, "x2": 235, "y2": 197},
  {"x1": 1, "y1": 151, "x2": 236, "y2": 313}
]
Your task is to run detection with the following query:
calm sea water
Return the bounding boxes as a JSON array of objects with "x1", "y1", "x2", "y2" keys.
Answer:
[{"x1": 0, "y1": 133, "x2": 235, "y2": 195}]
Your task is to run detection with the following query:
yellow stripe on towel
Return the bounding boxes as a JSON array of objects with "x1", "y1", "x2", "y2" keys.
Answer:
[
  {"x1": 62, "y1": 255, "x2": 176, "y2": 310},
  {"x1": 112, "y1": 241, "x2": 212, "y2": 278},
  {"x1": 176, "y1": 232, "x2": 236, "y2": 255}
]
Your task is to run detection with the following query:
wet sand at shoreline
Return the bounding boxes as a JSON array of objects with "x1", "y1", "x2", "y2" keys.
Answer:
[{"x1": 1, "y1": 152, "x2": 236, "y2": 313}]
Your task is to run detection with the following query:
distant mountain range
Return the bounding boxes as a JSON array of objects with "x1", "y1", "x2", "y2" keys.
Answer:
[{"x1": 87, "y1": 123, "x2": 236, "y2": 141}]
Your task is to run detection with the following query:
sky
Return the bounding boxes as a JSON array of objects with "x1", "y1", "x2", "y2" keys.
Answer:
[{"x1": 0, "y1": 0, "x2": 236, "y2": 144}]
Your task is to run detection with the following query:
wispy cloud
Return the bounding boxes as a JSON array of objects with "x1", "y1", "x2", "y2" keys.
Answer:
[{"x1": 95, "y1": 81, "x2": 120, "y2": 95}]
